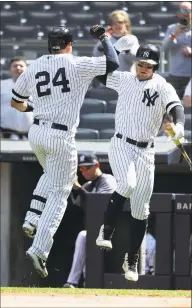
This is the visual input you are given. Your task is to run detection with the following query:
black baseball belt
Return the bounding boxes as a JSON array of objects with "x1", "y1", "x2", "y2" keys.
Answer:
[
  {"x1": 34, "y1": 118, "x2": 68, "y2": 131},
  {"x1": 116, "y1": 133, "x2": 154, "y2": 148}
]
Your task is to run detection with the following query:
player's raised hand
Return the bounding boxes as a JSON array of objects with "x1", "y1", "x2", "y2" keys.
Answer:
[
  {"x1": 90, "y1": 25, "x2": 107, "y2": 41},
  {"x1": 114, "y1": 36, "x2": 134, "y2": 53}
]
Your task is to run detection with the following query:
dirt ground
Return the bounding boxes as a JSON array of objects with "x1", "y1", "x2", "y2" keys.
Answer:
[{"x1": 1, "y1": 294, "x2": 191, "y2": 307}]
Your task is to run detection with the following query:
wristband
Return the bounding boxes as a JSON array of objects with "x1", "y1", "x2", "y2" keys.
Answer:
[{"x1": 24, "y1": 104, "x2": 34, "y2": 112}]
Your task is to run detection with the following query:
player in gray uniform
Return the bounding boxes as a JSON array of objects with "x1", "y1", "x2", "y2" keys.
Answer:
[
  {"x1": 95, "y1": 42, "x2": 185, "y2": 282},
  {"x1": 63, "y1": 152, "x2": 116, "y2": 288},
  {"x1": 10, "y1": 25, "x2": 119, "y2": 278}
]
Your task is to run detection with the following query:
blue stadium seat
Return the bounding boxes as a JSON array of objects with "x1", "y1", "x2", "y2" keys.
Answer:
[
  {"x1": 66, "y1": 12, "x2": 101, "y2": 27},
  {"x1": 14, "y1": 1, "x2": 43, "y2": 10},
  {"x1": 27, "y1": 11, "x2": 59, "y2": 26},
  {"x1": 99, "y1": 129, "x2": 115, "y2": 139},
  {"x1": 185, "y1": 114, "x2": 192, "y2": 131},
  {"x1": 184, "y1": 130, "x2": 192, "y2": 142},
  {"x1": 90, "y1": 1, "x2": 123, "y2": 12},
  {"x1": 164, "y1": 1, "x2": 180, "y2": 12},
  {"x1": 132, "y1": 25, "x2": 161, "y2": 41},
  {"x1": 52, "y1": 1, "x2": 83, "y2": 12},
  {"x1": 86, "y1": 87, "x2": 118, "y2": 103},
  {"x1": 75, "y1": 128, "x2": 99, "y2": 140},
  {"x1": 126, "y1": 1, "x2": 162, "y2": 13},
  {"x1": 79, "y1": 113, "x2": 115, "y2": 130},
  {"x1": 4, "y1": 24, "x2": 37, "y2": 39},
  {"x1": 0, "y1": 10, "x2": 19, "y2": 23},
  {"x1": 107, "y1": 100, "x2": 117, "y2": 113},
  {"x1": 144, "y1": 12, "x2": 178, "y2": 27},
  {"x1": 80, "y1": 99, "x2": 107, "y2": 114}
]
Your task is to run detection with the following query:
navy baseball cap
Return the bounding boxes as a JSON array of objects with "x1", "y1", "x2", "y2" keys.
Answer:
[{"x1": 78, "y1": 152, "x2": 98, "y2": 167}]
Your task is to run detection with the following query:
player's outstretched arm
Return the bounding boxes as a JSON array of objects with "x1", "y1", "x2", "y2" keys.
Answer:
[{"x1": 90, "y1": 25, "x2": 119, "y2": 74}]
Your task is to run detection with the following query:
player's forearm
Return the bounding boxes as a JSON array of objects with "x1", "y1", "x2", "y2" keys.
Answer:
[
  {"x1": 170, "y1": 105, "x2": 185, "y2": 125},
  {"x1": 11, "y1": 99, "x2": 34, "y2": 112},
  {"x1": 101, "y1": 37, "x2": 119, "y2": 73}
]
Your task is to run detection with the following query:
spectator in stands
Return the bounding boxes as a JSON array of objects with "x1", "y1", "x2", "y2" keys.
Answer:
[
  {"x1": 63, "y1": 152, "x2": 116, "y2": 288},
  {"x1": 93, "y1": 10, "x2": 139, "y2": 75},
  {"x1": 0, "y1": 57, "x2": 33, "y2": 140},
  {"x1": 161, "y1": 1, "x2": 192, "y2": 99},
  {"x1": 183, "y1": 78, "x2": 192, "y2": 107}
]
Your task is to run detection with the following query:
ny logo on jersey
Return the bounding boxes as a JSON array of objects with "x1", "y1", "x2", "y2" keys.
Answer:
[
  {"x1": 142, "y1": 89, "x2": 159, "y2": 107},
  {"x1": 143, "y1": 51, "x2": 150, "y2": 58}
]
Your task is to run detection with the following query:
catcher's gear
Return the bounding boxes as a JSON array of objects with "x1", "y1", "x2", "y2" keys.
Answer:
[
  {"x1": 90, "y1": 25, "x2": 107, "y2": 41},
  {"x1": 135, "y1": 44, "x2": 160, "y2": 71},
  {"x1": 48, "y1": 26, "x2": 74, "y2": 54}
]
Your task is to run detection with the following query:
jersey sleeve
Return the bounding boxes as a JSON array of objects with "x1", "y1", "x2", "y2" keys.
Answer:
[
  {"x1": 161, "y1": 82, "x2": 183, "y2": 114},
  {"x1": 12, "y1": 71, "x2": 30, "y2": 103},
  {"x1": 106, "y1": 71, "x2": 122, "y2": 92},
  {"x1": 76, "y1": 56, "x2": 106, "y2": 80}
]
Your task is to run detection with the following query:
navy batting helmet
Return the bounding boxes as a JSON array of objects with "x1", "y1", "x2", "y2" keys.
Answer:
[
  {"x1": 135, "y1": 44, "x2": 160, "y2": 71},
  {"x1": 48, "y1": 26, "x2": 74, "y2": 54}
]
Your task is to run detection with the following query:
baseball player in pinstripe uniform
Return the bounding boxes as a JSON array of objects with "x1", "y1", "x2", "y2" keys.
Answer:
[
  {"x1": 95, "y1": 41, "x2": 185, "y2": 282},
  {"x1": 11, "y1": 25, "x2": 119, "y2": 278}
]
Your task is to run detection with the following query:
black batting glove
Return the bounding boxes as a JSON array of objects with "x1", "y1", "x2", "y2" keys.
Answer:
[{"x1": 90, "y1": 25, "x2": 107, "y2": 41}]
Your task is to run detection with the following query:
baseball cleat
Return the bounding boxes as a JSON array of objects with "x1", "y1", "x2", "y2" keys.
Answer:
[
  {"x1": 122, "y1": 253, "x2": 139, "y2": 282},
  {"x1": 22, "y1": 221, "x2": 36, "y2": 239},
  {"x1": 26, "y1": 250, "x2": 48, "y2": 278},
  {"x1": 96, "y1": 225, "x2": 113, "y2": 250}
]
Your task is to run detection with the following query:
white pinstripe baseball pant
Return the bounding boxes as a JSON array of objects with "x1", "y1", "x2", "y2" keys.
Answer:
[
  {"x1": 108, "y1": 135, "x2": 155, "y2": 220},
  {"x1": 27, "y1": 123, "x2": 77, "y2": 261}
]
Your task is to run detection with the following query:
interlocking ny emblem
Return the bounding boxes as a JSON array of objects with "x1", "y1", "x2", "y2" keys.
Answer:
[
  {"x1": 143, "y1": 51, "x2": 150, "y2": 58},
  {"x1": 142, "y1": 89, "x2": 159, "y2": 107}
]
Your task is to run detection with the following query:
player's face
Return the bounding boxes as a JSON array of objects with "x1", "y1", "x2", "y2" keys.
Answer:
[
  {"x1": 79, "y1": 165, "x2": 97, "y2": 180},
  {"x1": 10, "y1": 60, "x2": 27, "y2": 81},
  {"x1": 136, "y1": 61, "x2": 154, "y2": 80}
]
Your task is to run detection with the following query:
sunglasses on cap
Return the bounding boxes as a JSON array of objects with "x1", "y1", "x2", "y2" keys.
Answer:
[
  {"x1": 137, "y1": 62, "x2": 154, "y2": 69},
  {"x1": 179, "y1": 8, "x2": 191, "y2": 14}
]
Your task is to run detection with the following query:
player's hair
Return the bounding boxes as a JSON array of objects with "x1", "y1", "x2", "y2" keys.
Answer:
[
  {"x1": 9, "y1": 56, "x2": 27, "y2": 66},
  {"x1": 108, "y1": 10, "x2": 132, "y2": 34}
]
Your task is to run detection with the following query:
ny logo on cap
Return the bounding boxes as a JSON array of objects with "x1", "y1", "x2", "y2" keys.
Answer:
[
  {"x1": 143, "y1": 51, "x2": 150, "y2": 58},
  {"x1": 79, "y1": 155, "x2": 85, "y2": 162}
]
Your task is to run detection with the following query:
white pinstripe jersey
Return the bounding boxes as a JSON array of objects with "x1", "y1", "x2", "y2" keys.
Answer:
[
  {"x1": 107, "y1": 72, "x2": 183, "y2": 141},
  {"x1": 12, "y1": 54, "x2": 106, "y2": 130}
]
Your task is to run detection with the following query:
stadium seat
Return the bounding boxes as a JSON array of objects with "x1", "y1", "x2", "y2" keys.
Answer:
[
  {"x1": 75, "y1": 128, "x2": 99, "y2": 140},
  {"x1": 52, "y1": 1, "x2": 83, "y2": 12},
  {"x1": 99, "y1": 129, "x2": 115, "y2": 139},
  {"x1": 79, "y1": 113, "x2": 115, "y2": 130},
  {"x1": 126, "y1": 1, "x2": 162, "y2": 12},
  {"x1": 27, "y1": 11, "x2": 59, "y2": 26},
  {"x1": 107, "y1": 100, "x2": 117, "y2": 113},
  {"x1": 86, "y1": 87, "x2": 118, "y2": 102},
  {"x1": 66, "y1": 12, "x2": 101, "y2": 27},
  {"x1": 165, "y1": 1, "x2": 180, "y2": 12},
  {"x1": 184, "y1": 130, "x2": 192, "y2": 142},
  {"x1": 144, "y1": 12, "x2": 178, "y2": 27},
  {"x1": 185, "y1": 114, "x2": 192, "y2": 131},
  {"x1": 4, "y1": 24, "x2": 37, "y2": 39},
  {"x1": 14, "y1": 1, "x2": 42, "y2": 10},
  {"x1": 184, "y1": 106, "x2": 192, "y2": 115},
  {"x1": 132, "y1": 25, "x2": 161, "y2": 41},
  {"x1": 90, "y1": 2, "x2": 123, "y2": 12},
  {"x1": 0, "y1": 10, "x2": 19, "y2": 23},
  {"x1": 80, "y1": 99, "x2": 107, "y2": 114}
]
